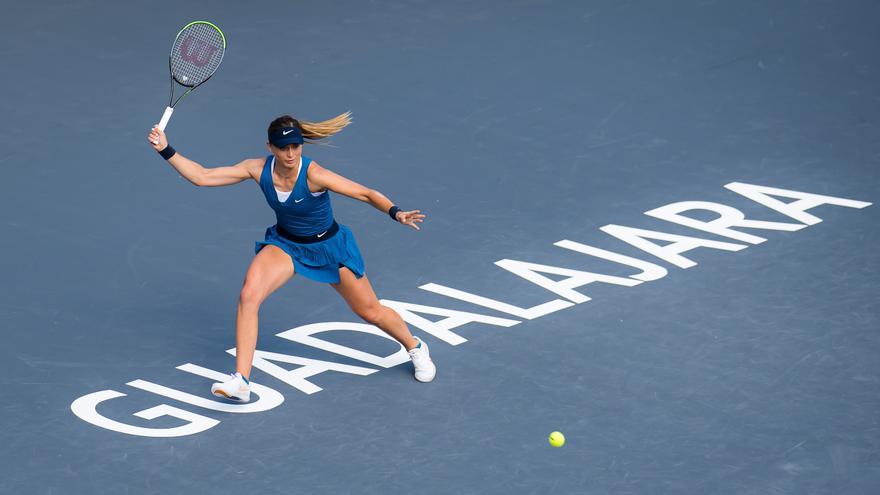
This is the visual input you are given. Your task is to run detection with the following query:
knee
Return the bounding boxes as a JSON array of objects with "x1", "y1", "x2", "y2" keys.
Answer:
[
  {"x1": 238, "y1": 281, "x2": 265, "y2": 310},
  {"x1": 356, "y1": 303, "x2": 385, "y2": 326}
]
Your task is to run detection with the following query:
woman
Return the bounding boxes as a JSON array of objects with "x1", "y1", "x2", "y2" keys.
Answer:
[{"x1": 147, "y1": 112, "x2": 436, "y2": 402}]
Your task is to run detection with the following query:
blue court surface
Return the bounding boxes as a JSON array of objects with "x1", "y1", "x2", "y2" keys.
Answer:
[{"x1": 2, "y1": 1, "x2": 879, "y2": 494}]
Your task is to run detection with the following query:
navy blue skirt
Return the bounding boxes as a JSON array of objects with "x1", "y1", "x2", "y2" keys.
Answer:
[{"x1": 255, "y1": 223, "x2": 366, "y2": 284}]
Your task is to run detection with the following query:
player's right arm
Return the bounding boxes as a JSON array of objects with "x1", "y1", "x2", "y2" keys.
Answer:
[{"x1": 148, "y1": 126, "x2": 262, "y2": 187}]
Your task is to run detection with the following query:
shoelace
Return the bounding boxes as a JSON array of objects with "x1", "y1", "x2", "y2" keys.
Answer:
[{"x1": 409, "y1": 349, "x2": 432, "y2": 365}]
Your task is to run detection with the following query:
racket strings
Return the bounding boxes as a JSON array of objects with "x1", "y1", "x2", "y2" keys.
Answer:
[{"x1": 170, "y1": 23, "x2": 225, "y2": 87}]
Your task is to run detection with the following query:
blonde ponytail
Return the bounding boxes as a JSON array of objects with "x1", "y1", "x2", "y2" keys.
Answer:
[
  {"x1": 267, "y1": 111, "x2": 353, "y2": 145},
  {"x1": 299, "y1": 111, "x2": 353, "y2": 141}
]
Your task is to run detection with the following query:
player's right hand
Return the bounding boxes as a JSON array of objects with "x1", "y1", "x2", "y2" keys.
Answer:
[{"x1": 148, "y1": 125, "x2": 168, "y2": 151}]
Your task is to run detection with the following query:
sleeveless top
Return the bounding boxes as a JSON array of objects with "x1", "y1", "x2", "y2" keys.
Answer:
[{"x1": 258, "y1": 155, "x2": 335, "y2": 236}]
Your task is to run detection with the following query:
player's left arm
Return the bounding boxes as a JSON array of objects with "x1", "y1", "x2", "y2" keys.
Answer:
[{"x1": 309, "y1": 161, "x2": 426, "y2": 230}]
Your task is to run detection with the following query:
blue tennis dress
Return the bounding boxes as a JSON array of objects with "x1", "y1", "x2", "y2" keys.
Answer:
[{"x1": 255, "y1": 155, "x2": 365, "y2": 284}]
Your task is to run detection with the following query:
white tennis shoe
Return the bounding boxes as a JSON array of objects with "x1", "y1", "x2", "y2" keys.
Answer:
[
  {"x1": 211, "y1": 372, "x2": 251, "y2": 402},
  {"x1": 408, "y1": 336, "x2": 436, "y2": 383}
]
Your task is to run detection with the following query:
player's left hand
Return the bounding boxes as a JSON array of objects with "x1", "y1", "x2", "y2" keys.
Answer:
[{"x1": 396, "y1": 209, "x2": 425, "y2": 230}]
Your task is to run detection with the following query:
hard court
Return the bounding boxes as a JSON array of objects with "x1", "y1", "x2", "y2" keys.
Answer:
[{"x1": 1, "y1": 1, "x2": 878, "y2": 494}]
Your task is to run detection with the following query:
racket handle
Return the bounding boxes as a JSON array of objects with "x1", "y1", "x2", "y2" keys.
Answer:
[{"x1": 157, "y1": 106, "x2": 174, "y2": 131}]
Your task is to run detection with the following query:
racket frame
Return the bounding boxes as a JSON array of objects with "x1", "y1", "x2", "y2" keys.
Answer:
[{"x1": 157, "y1": 21, "x2": 227, "y2": 132}]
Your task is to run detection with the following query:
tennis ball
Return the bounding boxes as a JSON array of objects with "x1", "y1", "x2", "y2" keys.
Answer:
[{"x1": 549, "y1": 431, "x2": 565, "y2": 448}]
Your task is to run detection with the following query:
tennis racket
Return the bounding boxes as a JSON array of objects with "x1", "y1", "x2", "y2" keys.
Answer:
[{"x1": 153, "y1": 21, "x2": 226, "y2": 143}]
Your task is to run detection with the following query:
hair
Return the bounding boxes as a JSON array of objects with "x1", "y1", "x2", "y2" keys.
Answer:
[{"x1": 267, "y1": 111, "x2": 352, "y2": 144}]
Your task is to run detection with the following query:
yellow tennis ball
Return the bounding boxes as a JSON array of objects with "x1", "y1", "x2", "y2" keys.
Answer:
[{"x1": 549, "y1": 431, "x2": 565, "y2": 448}]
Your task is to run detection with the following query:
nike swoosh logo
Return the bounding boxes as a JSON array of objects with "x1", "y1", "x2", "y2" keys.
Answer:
[
  {"x1": 282, "y1": 129, "x2": 294, "y2": 135},
  {"x1": 317, "y1": 231, "x2": 328, "y2": 238},
  {"x1": 294, "y1": 198, "x2": 304, "y2": 203}
]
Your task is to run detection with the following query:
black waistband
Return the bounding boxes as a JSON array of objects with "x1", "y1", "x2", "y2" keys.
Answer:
[{"x1": 276, "y1": 220, "x2": 339, "y2": 244}]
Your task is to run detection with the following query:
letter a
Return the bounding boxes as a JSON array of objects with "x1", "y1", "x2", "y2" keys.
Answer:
[{"x1": 725, "y1": 182, "x2": 871, "y2": 225}]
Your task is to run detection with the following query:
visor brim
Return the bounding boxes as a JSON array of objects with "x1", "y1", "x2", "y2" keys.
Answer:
[{"x1": 270, "y1": 135, "x2": 304, "y2": 148}]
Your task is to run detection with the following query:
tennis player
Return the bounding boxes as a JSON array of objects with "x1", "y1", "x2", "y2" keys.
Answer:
[{"x1": 147, "y1": 112, "x2": 435, "y2": 402}]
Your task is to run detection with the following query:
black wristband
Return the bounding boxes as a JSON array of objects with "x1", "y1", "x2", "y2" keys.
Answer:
[
  {"x1": 388, "y1": 205, "x2": 402, "y2": 221},
  {"x1": 158, "y1": 145, "x2": 177, "y2": 160}
]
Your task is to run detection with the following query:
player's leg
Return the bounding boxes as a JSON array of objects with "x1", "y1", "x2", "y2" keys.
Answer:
[
  {"x1": 213, "y1": 245, "x2": 294, "y2": 401},
  {"x1": 330, "y1": 268, "x2": 416, "y2": 349},
  {"x1": 235, "y1": 245, "x2": 295, "y2": 378},
  {"x1": 330, "y1": 267, "x2": 436, "y2": 382}
]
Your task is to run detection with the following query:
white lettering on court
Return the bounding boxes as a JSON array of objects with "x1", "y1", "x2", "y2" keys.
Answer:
[
  {"x1": 228, "y1": 348, "x2": 378, "y2": 395},
  {"x1": 418, "y1": 283, "x2": 574, "y2": 319},
  {"x1": 70, "y1": 183, "x2": 872, "y2": 436},
  {"x1": 378, "y1": 300, "x2": 519, "y2": 345},
  {"x1": 599, "y1": 224, "x2": 748, "y2": 269},
  {"x1": 553, "y1": 240, "x2": 669, "y2": 281},
  {"x1": 725, "y1": 182, "x2": 872, "y2": 225},
  {"x1": 276, "y1": 322, "x2": 411, "y2": 368},
  {"x1": 70, "y1": 390, "x2": 220, "y2": 438},
  {"x1": 644, "y1": 201, "x2": 806, "y2": 244},
  {"x1": 494, "y1": 259, "x2": 640, "y2": 304},
  {"x1": 126, "y1": 363, "x2": 284, "y2": 413}
]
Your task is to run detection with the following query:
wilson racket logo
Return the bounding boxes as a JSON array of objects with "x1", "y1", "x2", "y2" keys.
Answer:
[{"x1": 180, "y1": 36, "x2": 219, "y2": 67}]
